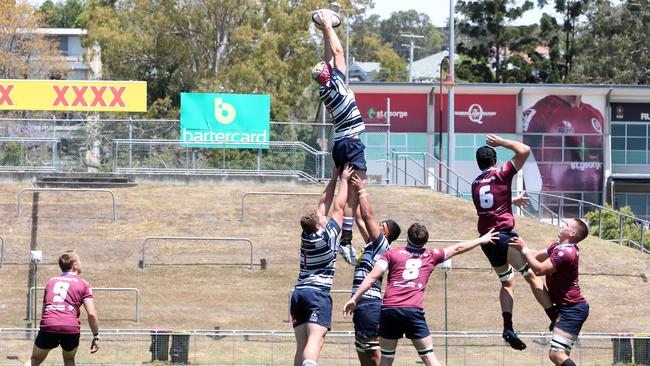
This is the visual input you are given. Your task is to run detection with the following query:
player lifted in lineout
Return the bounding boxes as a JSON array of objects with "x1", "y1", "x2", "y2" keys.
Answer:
[
  {"x1": 311, "y1": 9, "x2": 366, "y2": 257},
  {"x1": 471, "y1": 134, "x2": 558, "y2": 350}
]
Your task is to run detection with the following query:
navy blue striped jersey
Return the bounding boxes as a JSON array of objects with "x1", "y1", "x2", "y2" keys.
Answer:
[
  {"x1": 352, "y1": 233, "x2": 389, "y2": 301},
  {"x1": 294, "y1": 218, "x2": 341, "y2": 292},
  {"x1": 319, "y1": 67, "x2": 365, "y2": 141}
]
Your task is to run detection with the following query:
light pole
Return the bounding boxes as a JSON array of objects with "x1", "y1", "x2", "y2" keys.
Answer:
[
  {"x1": 447, "y1": 0, "x2": 456, "y2": 193},
  {"x1": 401, "y1": 34, "x2": 425, "y2": 82},
  {"x1": 439, "y1": 55, "x2": 454, "y2": 192},
  {"x1": 439, "y1": 258, "x2": 452, "y2": 364}
]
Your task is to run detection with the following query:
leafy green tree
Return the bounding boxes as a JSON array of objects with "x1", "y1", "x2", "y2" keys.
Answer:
[
  {"x1": 584, "y1": 204, "x2": 650, "y2": 250},
  {"x1": 571, "y1": 0, "x2": 650, "y2": 84},
  {"x1": 39, "y1": 0, "x2": 86, "y2": 28},
  {"x1": 379, "y1": 10, "x2": 442, "y2": 61},
  {"x1": 456, "y1": 0, "x2": 538, "y2": 83}
]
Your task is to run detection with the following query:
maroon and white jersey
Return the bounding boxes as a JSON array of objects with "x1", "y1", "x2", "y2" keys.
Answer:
[
  {"x1": 471, "y1": 160, "x2": 517, "y2": 235},
  {"x1": 377, "y1": 245, "x2": 446, "y2": 309},
  {"x1": 40, "y1": 273, "x2": 94, "y2": 334},
  {"x1": 545, "y1": 242, "x2": 585, "y2": 305},
  {"x1": 523, "y1": 96, "x2": 604, "y2": 192}
]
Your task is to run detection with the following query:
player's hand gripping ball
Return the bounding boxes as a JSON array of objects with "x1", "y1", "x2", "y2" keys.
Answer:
[{"x1": 311, "y1": 9, "x2": 341, "y2": 28}]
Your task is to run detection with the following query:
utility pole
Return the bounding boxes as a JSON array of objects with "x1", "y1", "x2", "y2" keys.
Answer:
[{"x1": 401, "y1": 34, "x2": 425, "y2": 82}]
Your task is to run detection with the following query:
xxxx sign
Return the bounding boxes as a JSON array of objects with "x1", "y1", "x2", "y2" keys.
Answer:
[{"x1": 0, "y1": 80, "x2": 147, "y2": 112}]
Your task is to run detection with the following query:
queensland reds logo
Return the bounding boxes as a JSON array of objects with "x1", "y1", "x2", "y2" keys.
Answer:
[{"x1": 455, "y1": 103, "x2": 496, "y2": 124}]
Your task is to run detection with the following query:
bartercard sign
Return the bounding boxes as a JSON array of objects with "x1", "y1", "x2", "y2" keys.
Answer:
[
  {"x1": 180, "y1": 93, "x2": 270, "y2": 149},
  {"x1": 0, "y1": 80, "x2": 146, "y2": 112}
]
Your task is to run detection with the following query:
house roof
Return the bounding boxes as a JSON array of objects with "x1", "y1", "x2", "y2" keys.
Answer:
[
  {"x1": 351, "y1": 61, "x2": 381, "y2": 73},
  {"x1": 410, "y1": 51, "x2": 450, "y2": 81},
  {"x1": 34, "y1": 28, "x2": 87, "y2": 36}
]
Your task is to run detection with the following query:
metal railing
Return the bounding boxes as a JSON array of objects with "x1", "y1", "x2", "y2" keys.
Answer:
[
  {"x1": 16, "y1": 188, "x2": 117, "y2": 221},
  {"x1": 113, "y1": 139, "x2": 326, "y2": 183},
  {"x1": 1, "y1": 328, "x2": 648, "y2": 365},
  {"x1": 0, "y1": 137, "x2": 59, "y2": 171},
  {"x1": 140, "y1": 236, "x2": 254, "y2": 270},
  {"x1": 0, "y1": 236, "x2": 4, "y2": 268},
  {"x1": 240, "y1": 191, "x2": 322, "y2": 221},
  {"x1": 390, "y1": 151, "x2": 473, "y2": 196},
  {"x1": 27, "y1": 287, "x2": 140, "y2": 322}
]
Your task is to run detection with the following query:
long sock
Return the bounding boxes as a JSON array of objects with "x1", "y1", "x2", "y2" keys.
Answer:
[
  {"x1": 560, "y1": 358, "x2": 576, "y2": 366},
  {"x1": 502, "y1": 312, "x2": 513, "y2": 330},
  {"x1": 343, "y1": 216, "x2": 353, "y2": 231},
  {"x1": 545, "y1": 306, "x2": 559, "y2": 322}
]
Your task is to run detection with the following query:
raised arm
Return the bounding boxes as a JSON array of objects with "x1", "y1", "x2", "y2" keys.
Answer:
[
  {"x1": 350, "y1": 174, "x2": 380, "y2": 242},
  {"x1": 443, "y1": 228, "x2": 499, "y2": 260},
  {"x1": 319, "y1": 10, "x2": 346, "y2": 74},
  {"x1": 509, "y1": 237, "x2": 555, "y2": 276},
  {"x1": 342, "y1": 262, "x2": 386, "y2": 316},
  {"x1": 316, "y1": 167, "x2": 340, "y2": 216},
  {"x1": 330, "y1": 165, "x2": 353, "y2": 227},
  {"x1": 486, "y1": 134, "x2": 531, "y2": 171},
  {"x1": 83, "y1": 299, "x2": 100, "y2": 353}
]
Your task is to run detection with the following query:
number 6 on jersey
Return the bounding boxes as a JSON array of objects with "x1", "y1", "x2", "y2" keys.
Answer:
[{"x1": 479, "y1": 185, "x2": 494, "y2": 209}]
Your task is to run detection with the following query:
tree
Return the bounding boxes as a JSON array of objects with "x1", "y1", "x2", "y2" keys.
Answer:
[
  {"x1": 0, "y1": 0, "x2": 66, "y2": 79},
  {"x1": 379, "y1": 10, "x2": 442, "y2": 61},
  {"x1": 456, "y1": 0, "x2": 538, "y2": 83},
  {"x1": 38, "y1": 0, "x2": 87, "y2": 28},
  {"x1": 571, "y1": 0, "x2": 650, "y2": 84},
  {"x1": 584, "y1": 204, "x2": 650, "y2": 251}
]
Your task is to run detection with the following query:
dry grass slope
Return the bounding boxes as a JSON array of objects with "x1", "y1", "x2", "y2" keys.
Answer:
[{"x1": 0, "y1": 183, "x2": 648, "y2": 334}]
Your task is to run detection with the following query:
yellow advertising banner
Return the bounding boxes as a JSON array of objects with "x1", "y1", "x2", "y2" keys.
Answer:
[{"x1": 0, "y1": 80, "x2": 147, "y2": 112}]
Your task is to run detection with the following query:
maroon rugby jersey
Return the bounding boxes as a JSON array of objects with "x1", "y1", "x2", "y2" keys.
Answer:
[
  {"x1": 40, "y1": 273, "x2": 94, "y2": 334},
  {"x1": 523, "y1": 96, "x2": 604, "y2": 192},
  {"x1": 545, "y1": 242, "x2": 585, "y2": 305},
  {"x1": 379, "y1": 245, "x2": 446, "y2": 309},
  {"x1": 471, "y1": 160, "x2": 517, "y2": 235}
]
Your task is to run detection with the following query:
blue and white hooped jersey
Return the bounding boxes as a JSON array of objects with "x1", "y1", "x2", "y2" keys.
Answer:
[
  {"x1": 352, "y1": 233, "x2": 389, "y2": 301},
  {"x1": 319, "y1": 67, "x2": 365, "y2": 141},
  {"x1": 294, "y1": 218, "x2": 341, "y2": 292}
]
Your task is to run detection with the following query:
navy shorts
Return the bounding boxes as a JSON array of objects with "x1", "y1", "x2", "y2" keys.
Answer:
[
  {"x1": 353, "y1": 298, "x2": 381, "y2": 339},
  {"x1": 480, "y1": 230, "x2": 518, "y2": 268},
  {"x1": 555, "y1": 302, "x2": 589, "y2": 336},
  {"x1": 332, "y1": 138, "x2": 367, "y2": 171},
  {"x1": 290, "y1": 288, "x2": 332, "y2": 330},
  {"x1": 379, "y1": 308, "x2": 430, "y2": 340},
  {"x1": 35, "y1": 331, "x2": 80, "y2": 352}
]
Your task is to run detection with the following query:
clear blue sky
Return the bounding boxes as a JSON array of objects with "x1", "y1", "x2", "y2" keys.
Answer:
[{"x1": 367, "y1": 0, "x2": 552, "y2": 26}]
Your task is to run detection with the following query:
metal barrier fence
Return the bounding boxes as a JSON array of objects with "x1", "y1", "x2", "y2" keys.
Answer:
[
  {"x1": 27, "y1": 288, "x2": 140, "y2": 322},
  {"x1": 16, "y1": 188, "x2": 117, "y2": 221},
  {"x1": 0, "y1": 137, "x2": 59, "y2": 172},
  {"x1": 0, "y1": 236, "x2": 3, "y2": 268},
  {"x1": 0, "y1": 329, "x2": 648, "y2": 365},
  {"x1": 140, "y1": 236, "x2": 255, "y2": 270}
]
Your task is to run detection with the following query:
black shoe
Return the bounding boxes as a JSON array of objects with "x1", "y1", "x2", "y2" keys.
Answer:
[
  {"x1": 548, "y1": 321, "x2": 555, "y2": 332},
  {"x1": 503, "y1": 329, "x2": 527, "y2": 350},
  {"x1": 340, "y1": 230, "x2": 353, "y2": 246}
]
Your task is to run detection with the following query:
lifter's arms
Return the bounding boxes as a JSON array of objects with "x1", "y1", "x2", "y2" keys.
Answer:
[
  {"x1": 486, "y1": 134, "x2": 531, "y2": 171},
  {"x1": 319, "y1": 10, "x2": 346, "y2": 74},
  {"x1": 83, "y1": 299, "x2": 100, "y2": 353},
  {"x1": 442, "y1": 228, "x2": 499, "y2": 260},
  {"x1": 342, "y1": 262, "x2": 385, "y2": 316},
  {"x1": 350, "y1": 174, "x2": 380, "y2": 242},
  {"x1": 509, "y1": 237, "x2": 555, "y2": 276},
  {"x1": 316, "y1": 166, "x2": 340, "y2": 217},
  {"x1": 330, "y1": 164, "x2": 353, "y2": 227}
]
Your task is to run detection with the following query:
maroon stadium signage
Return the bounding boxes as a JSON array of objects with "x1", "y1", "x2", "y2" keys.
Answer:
[
  {"x1": 354, "y1": 93, "x2": 428, "y2": 133},
  {"x1": 436, "y1": 94, "x2": 517, "y2": 133}
]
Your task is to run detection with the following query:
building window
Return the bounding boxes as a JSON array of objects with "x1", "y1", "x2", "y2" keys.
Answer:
[{"x1": 612, "y1": 122, "x2": 650, "y2": 165}]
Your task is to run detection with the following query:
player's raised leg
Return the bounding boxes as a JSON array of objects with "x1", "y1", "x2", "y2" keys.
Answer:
[
  {"x1": 493, "y1": 261, "x2": 527, "y2": 350},
  {"x1": 378, "y1": 337, "x2": 398, "y2": 366},
  {"x1": 293, "y1": 324, "x2": 309, "y2": 366}
]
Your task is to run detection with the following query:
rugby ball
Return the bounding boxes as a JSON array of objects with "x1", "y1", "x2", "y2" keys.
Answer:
[{"x1": 311, "y1": 9, "x2": 342, "y2": 28}]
